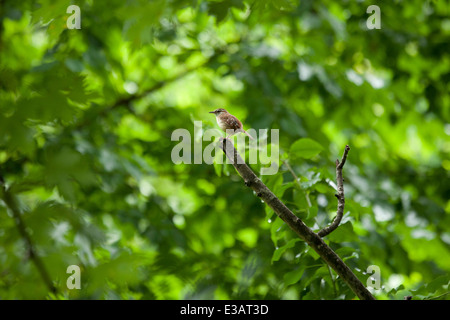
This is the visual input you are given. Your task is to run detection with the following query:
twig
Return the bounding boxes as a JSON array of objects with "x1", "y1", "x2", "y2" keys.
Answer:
[
  {"x1": 219, "y1": 139, "x2": 374, "y2": 300},
  {"x1": 327, "y1": 264, "x2": 337, "y2": 297},
  {"x1": 72, "y1": 62, "x2": 205, "y2": 130},
  {"x1": 283, "y1": 160, "x2": 311, "y2": 207},
  {"x1": 424, "y1": 291, "x2": 450, "y2": 300},
  {"x1": 72, "y1": 42, "x2": 242, "y2": 131},
  {"x1": 318, "y1": 145, "x2": 350, "y2": 237},
  {"x1": 0, "y1": 178, "x2": 57, "y2": 294}
]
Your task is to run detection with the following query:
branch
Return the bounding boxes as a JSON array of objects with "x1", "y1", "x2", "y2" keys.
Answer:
[
  {"x1": 318, "y1": 145, "x2": 350, "y2": 237},
  {"x1": 72, "y1": 42, "x2": 242, "y2": 131},
  {"x1": 73, "y1": 62, "x2": 204, "y2": 130},
  {"x1": 424, "y1": 291, "x2": 450, "y2": 300},
  {"x1": 0, "y1": 177, "x2": 57, "y2": 294},
  {"x1": 219, "y1": 139, "x2": 374, "y2": 300}
]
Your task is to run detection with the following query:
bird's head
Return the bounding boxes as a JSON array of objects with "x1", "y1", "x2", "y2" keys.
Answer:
[{"x1": 209, "y1": 108, "x2": 228, "y2": 116}]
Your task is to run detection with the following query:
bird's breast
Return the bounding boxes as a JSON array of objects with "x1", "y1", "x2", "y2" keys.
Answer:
[
  {"x1": 217, "y1": 114, "x2": 242, "y2": 131},
  {"x1": 216, "y1": 117, "x2": 228, "y2": 131}
]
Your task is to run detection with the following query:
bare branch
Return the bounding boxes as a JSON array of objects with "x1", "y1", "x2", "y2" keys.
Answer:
[
  {"x1": 219, "y1": 140, "x2": 374, "y2": 300},
  {"x1": 318, "y1": 145, "x2": 350, "y2": 237}
]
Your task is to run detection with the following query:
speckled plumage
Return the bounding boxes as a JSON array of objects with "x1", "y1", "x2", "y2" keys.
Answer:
[
  {"x1": 216, "y1": 112, "x2": 242, "y2": 131},
  {"x1": 209, "y1": 108, "x2": 253, "y2": 140}
]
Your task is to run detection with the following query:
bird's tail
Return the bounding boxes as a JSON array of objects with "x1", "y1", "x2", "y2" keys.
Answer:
[{"x1": 241, "y1": 129, "x2": 254, "y2": 140}]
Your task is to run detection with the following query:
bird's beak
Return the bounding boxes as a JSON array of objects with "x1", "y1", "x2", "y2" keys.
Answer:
[{"x1": 209, "y1": 111, "x2": 216, "y2": 114}]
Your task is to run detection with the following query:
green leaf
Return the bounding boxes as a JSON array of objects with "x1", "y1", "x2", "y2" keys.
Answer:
[
  {"x1": 213, "y1": 161, "x2": 222, "y2": 177},
  {"x1": 307, "y1": 205, "x2": 318, "y2": 220},
  {"x1": 427, "y1": 275, "x2": 450, "y2": 293},
  {"x1": 300, "y1": 172, "x2": 321, "y2": 189},
  {"x1": 270, "y1": 216, "x2": 286, "y2": 247},
  {"x1": 290, "y1": 138, "x2": 324, "y2": 159},
  {"x1": 314, "y1": 182, "x2": 332, "y2": 193},
  {"x1": 272, "y1": 238, "x2": 301, "y2": 263},
  {"x1": 326, "y1": 221, "x2": 358, "y2": 243},
  {"x1": 284, "y1": 265, "x2": 306, "y2": 286}
]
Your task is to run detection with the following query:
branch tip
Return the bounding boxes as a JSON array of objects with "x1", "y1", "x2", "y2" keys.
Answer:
[
  {"x1": 218, "y1": 142, "x2": 374, "y2": 300},
  {"x1": 318, "y1": 145, "x2": 350, "y2": 238}
]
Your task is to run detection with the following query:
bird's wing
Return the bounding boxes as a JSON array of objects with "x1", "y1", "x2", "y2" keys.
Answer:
[{"x1": 225, "y1": 115, "x2": 242, "y2": 130}]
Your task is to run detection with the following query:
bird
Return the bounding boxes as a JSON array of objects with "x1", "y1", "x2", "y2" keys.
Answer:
[{"x1": 209, "y1": 108, "x2": 254, "y2": 140}]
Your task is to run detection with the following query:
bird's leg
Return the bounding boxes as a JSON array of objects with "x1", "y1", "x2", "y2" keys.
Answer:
[{"x1": 225, "y1": 129, "x2": 235, "y2": 140}]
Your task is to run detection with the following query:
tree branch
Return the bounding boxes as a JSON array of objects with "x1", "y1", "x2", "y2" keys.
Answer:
[
  {"x1": 73, "y1": 42, "x2": 242, "y2": 131},
  {"x1": 318, "y1": 145, "x2": 350, "y2": 237},
  {"x1": 0, "y1": 177, "x2": 57, "y2": 294},
  {"x1": 73, "y1": 62, "x2": 205, "y2": 130},
  {"x1": 219, "y1": 139, "x2": 374, "y2": 300}
]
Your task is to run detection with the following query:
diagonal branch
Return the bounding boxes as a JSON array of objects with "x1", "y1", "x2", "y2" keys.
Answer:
[
  {"x1": 73, "y1": 61, "x2": 207, "y2": 130},
  {"x1": 219, "y1": 139, "x2": 374, "y2": 300},
  {"x1": 73, "y1": 42, "x2": 242, "y2": 131},
  {"x1": 318, "y1": 145, "x2": 350, "y2": 237},
  {"x1": 0, "y1": 177, "x2": 57, "y2": 294}
]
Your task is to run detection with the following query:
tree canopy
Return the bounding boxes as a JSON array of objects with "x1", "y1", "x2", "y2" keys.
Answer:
[{"x1": 0, "y1": 0, "x2": 449, "y2": 300}]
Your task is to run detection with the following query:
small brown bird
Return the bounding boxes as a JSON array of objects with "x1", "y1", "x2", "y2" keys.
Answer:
[{"x1": 209, "y1": 108, "x2": 254, "y2": 140}]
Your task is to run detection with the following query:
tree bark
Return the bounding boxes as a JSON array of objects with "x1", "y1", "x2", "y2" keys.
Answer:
[
  {"x1": 220, "y1": 139, "x2": 375, "y2": 300},
  {"x1": 318, "y1": 145, "x2": 350, "y2": 237}
]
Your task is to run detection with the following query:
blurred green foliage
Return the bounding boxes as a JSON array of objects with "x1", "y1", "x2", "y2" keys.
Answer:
[{"x1": 0, "y1": 0, "x2": 449, "y2": 300}]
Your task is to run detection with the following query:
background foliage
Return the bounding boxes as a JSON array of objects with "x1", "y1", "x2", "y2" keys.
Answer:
[{"x1": 0, "y1": 0, "x2": 449, "y2": 300}]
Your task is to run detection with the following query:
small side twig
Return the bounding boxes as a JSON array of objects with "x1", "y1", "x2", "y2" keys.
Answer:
[
  {"x1": 318, "y1": 145, "x2": 350, "y2": 238},
  {"x1": 283, "y1": 160, "x2": 312, "y2": 207},
  {"x1": 218, "y1": 140, "x2": 374, "y2": 300},
  {"x1": 0, "y1": 176, "x2": 57, "y2": 294},
  {"x1": 424, "y1": 291, "x2": 450, "y2": 300}
]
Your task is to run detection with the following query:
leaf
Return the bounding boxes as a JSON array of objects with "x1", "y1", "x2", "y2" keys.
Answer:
[
  {"x1": 335, "y1": 246, "x2": 357, "y2": 258},
  {"x1": 272, "y1": 238, "x2": 300, "y2": 263},
  {"x1": 290, "y1": 138, "x2": 324, "y2": 159},
  {"x1": 326, "y1": 221, "x2": 358, "y2": 243},
  {"x1": 293, "y1": 188, "x2": 309, "y2": 212},
  {"x1": 274, "y1": 181, "x2": 294, "y2": 198},
  {"x1": 300, "y1": 172, "x2": 322, "y2": 189},
  {"x1": 237, "y1": 228, "x2": 258, "y2": 248},
  {"x1": 307, "y1": 205, "x2": 318, "y2": 220},
  {"x1": 265, "y1": 205, "x2": 275, "y2": 221},
  {"x1": 426, "y1": 275, "x2": 450, "y2": 293},
  {"x1": 214, "y1": 161, "x2": 222, "y2": 177},
  {"x1": 208, "y1": 0, "x2": 231, "y2": 23},
  {"x1": 270, "y1": 216, "x2": 286, "y2": 247},
  {"x1": 284, "y1": 265, "x2": 306, "y2": 286}
]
